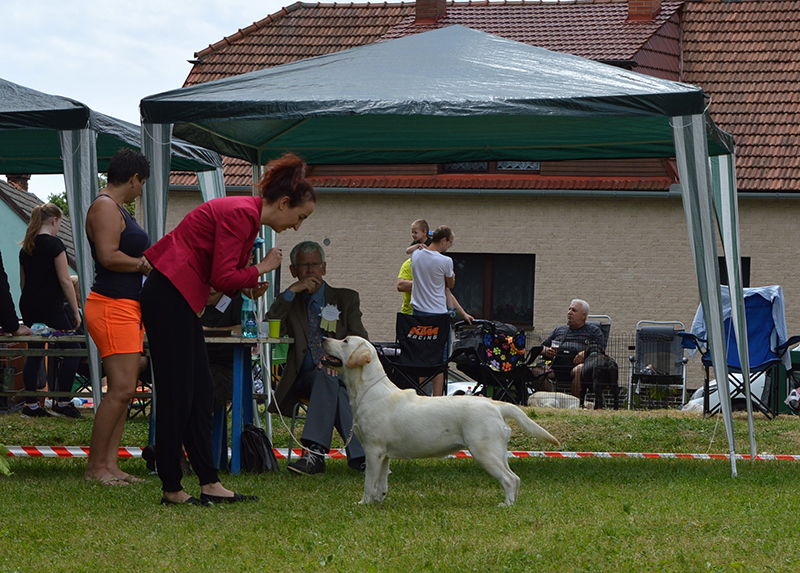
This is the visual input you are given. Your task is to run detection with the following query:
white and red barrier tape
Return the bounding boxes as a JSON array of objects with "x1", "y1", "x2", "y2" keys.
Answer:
[{"x1": 5, "y1": 446, "x2": 800, "y2": 462}]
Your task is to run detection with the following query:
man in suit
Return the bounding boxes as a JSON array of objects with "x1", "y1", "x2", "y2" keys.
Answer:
[
  {"x1": 266, "y1": 241, "x2": 368, "y2": 475},
  {"x1": 0, "y1": 250, "x2": 32, "y2": 336}
]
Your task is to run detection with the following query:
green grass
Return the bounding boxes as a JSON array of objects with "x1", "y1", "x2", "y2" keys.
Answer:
[{"x1": 2, "y1": 407, "x2": 800, "y2": 572}]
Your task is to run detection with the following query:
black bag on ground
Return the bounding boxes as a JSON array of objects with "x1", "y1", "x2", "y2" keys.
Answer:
[{"x1": 241, "y1": 423, "x2": 280, "y2": 473}]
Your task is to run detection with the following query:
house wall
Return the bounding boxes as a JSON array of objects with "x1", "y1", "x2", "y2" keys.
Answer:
[
  {"x1": 164, "y1": 190, "x2": 800, "y2": 390},
  {"x1": 268, "y1": 193, "x2": 703, "y2": 340},
  {"x1": 0, "y1": 201, "x2": 31, "y2": 306}
]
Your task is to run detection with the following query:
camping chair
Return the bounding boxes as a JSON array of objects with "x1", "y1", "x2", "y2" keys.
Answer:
[
  {"x1": 451, "y1": 320, "x2": 545, "y2": 405},
  {"x1": 549, "y1": 315, "x2": 611, "y2": 396},
  {"x1": 685, "y1": 285, "x2": 800, "y2": 419},
  {"x1": 286, "y1": 399, "x2": 309, "y2": 464},
  {"x1": 587, "y1": 315, "x2": 612, "y2": 347},
  {"x1": 627, "y1": 321, "x2": 688, "y2": 409},
  {"x1": 379, "y1": 313, "x2": 451, "y2": 396}
]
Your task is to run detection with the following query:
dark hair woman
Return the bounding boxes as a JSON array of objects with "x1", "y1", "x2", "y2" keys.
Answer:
[
  {"x1": 140, "y1": 152, "x2": 315, "y2": 505},
  {"x1": 83, "y1": 148, "x2": 151, "y2": 486},
  {"x1": 18, "y1": 203, "x2": 82, "y2": 418}
]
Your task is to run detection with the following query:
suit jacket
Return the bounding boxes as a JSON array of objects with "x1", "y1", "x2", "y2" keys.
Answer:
[
  {"x1": 0, "y1": 250, "x2": 22, "y2": 333},
  {"x1": 144, "y1": 196, "x2": 262, "y2": 313},
  {"x1": 266, "y1": 282, "x2": 368, "y2": 414}
]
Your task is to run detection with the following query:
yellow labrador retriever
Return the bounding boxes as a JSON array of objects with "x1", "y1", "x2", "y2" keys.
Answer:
[{"x1": 322, "y1": 336, "x2": 560, "y2": 506}]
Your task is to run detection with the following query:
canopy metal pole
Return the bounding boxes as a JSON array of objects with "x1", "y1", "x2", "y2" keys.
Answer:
[
  {"x1": 672, "y1": 114, "x2": 739, "y2": 477},
  {"x1": 58, "y1": 128, "x2": 103, "y2": 411}
]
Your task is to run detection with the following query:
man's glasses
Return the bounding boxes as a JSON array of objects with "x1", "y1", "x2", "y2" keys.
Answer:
[{"x1": 295, "y1": 262, "x2": 323, "y2": 270}]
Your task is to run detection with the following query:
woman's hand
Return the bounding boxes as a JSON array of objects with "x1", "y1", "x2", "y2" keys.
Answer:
[
  {"x1": 72, "y1": 311, "x2": 82, "y2": 330},
  {"x1": 136, "y1": 256, "x2": 152, "y2": 276},
  {"x1": 243, "y1": 281, "x2": 270, "y2": 300},
  {"x1": 255, "y1": 248, "x2": 282, "y2": 275}
]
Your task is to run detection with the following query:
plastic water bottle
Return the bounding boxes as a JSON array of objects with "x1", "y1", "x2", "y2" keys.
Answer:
[{"x1": 241, "y1": 296, "x2": 258, "y2": 338}]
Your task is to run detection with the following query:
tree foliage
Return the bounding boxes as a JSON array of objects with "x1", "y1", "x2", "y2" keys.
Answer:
[
  {"x1": 44, "y1": 174, "x2": 136, "y2": 218},
  {"x1": 46, "y1": 191, "x2": 69, "y2": 216}
]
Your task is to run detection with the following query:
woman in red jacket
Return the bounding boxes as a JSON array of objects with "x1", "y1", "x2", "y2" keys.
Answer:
[{"x1": 141, "y1": 153, "x2": 315, "y2": 505}]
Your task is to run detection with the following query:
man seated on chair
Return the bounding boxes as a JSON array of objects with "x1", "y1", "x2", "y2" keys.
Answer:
[
  {"x1": 540, "y1": 299, "x2": 605, "y2": 399},
  {"x1": 266, "y1": 241, "x2": 368, "y2": 476}
]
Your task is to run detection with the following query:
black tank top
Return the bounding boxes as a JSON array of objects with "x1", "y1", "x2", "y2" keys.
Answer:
[{"x1": 88, "y1": 194, "x2": 151, "y2": 300}]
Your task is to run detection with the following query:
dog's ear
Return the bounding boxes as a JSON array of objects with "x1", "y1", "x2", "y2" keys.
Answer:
[{"x1": 347, "y1": 342, "x2": 372, "y2": 367}]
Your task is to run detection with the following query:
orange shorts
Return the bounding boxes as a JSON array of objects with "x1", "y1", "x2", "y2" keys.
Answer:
[{"x1": 84, "y1": 291, "x2": 145, "y2": 358}]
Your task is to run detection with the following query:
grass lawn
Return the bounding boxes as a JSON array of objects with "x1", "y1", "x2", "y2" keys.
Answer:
[{"x1": 2, "y1": 407, "x2": 800, "y2": 572}]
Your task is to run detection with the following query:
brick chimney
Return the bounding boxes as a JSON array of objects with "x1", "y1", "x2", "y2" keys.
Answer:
[
  {"x1": 628, "y1": 0, "x2": 661, "y2": 21},
  {"x1": 6, "y1": 174, "x2": 31, "y2": 192},
  {"x1": 415, "y1": 0, "x2": 447, "y2": 24}
]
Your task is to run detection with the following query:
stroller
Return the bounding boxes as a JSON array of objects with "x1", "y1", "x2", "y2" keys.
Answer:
[{"x1": 450, "y1": 320, "x2": 545, "y2": 405}]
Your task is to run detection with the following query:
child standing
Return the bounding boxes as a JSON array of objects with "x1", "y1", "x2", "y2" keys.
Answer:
[{"x1": 398, "y1": 219, "x2": 430, "y2": 314}]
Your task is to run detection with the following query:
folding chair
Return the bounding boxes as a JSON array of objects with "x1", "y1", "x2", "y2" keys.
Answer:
[
  {"x1": 627, "y1": 321, "x2": 688, "y2": 409},
  {"x1": 379, "y1": 313, "x2": 450, "y2": 396},
  {"x1": 549, "y1": 315, "x2": 611, "y2": 397},
  {"x1": 685, "y1": 285, "x2": 800, "y2": 419},
  {"x1": 587, "y1": 315, "x2": 612, "y2": 347},
  {"x1": 451, "y1": 320, "x2": 546, "y2": 405},
  {"x1": 286, "y1": 399, "x2": 309, "y2": 464}
]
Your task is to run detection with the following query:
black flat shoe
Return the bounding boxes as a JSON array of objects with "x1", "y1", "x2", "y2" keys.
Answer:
[
  {"x1": 200, "y1": 492, "x2": 259, "y2": 505},
  {"x1": 160, "y1": 496, "x2": 202, "y2": 506}
]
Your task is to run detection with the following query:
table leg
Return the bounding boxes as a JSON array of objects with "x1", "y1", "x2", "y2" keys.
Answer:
[
  {"x1": 211, "y1": 406, "x2": 228, "y2": 470},
  {"x1": 231, "y1": 344, "x2": 254, "y2": 474}
]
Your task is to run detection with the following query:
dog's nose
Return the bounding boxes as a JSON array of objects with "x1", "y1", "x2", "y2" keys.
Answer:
[{"x1": 321, "y1": 336, "x2": 328, "y2": 342}]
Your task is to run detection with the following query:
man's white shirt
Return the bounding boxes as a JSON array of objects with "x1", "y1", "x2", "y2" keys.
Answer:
[{"x1": 410, "y1": 248, "x2": 454, "y2": 314}]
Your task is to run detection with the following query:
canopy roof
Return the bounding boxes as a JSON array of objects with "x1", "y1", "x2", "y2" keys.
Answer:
[
  {"x1": 140, "y1": 25, "x2": 752, "y2": 473},
  {"x1": 0, "y1": 78, "x2": 220, "y2": 174},
  {"x1": 0, "y1": 77, "x2": 223, "y2": 413},
  {"x1": 141, "y1": 25, "x2": 733, "y2": 165}
]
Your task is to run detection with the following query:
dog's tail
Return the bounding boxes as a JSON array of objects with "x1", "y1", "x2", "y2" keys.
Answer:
[{"x1": 498, "y1": 403, "x2": 561, "y2": 448}]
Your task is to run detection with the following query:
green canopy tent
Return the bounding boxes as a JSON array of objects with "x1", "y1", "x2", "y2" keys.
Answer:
[
  {"x1": 140, "y1": 25, "x2": 753, "y2": 474},
  {"x1": 1, "y1": 77, "x2": 223, "y2": 409}
]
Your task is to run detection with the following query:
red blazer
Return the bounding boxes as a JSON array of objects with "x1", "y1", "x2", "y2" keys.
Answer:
[{"x1": 145, "y1": 196, "x2": 262, "y2": 313}]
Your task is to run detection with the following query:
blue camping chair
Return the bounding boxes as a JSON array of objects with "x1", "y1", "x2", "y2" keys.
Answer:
[{"x1": 683, "y1": 285, "x2": 800, "y2": 419}]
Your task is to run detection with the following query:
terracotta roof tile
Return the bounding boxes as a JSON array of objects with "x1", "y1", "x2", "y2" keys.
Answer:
[
  {"x1": 187, "y1": 1, "x2": 683, "y2": 83},
  {"x1": 683, "y1": 0, "x2": 800, "y2": 192},
  {"x1": 305, "y1": 173, "x2": 674, "y2": 191},
  {"x1": 382, "y1": 1, "x2": 683, "y2": 66},
  {"x1": 172, "y1": 157, "x2": 676, "y2": 190},
  {"x1": 185, "y1": 2, "x2": 416, "y2": 87}
]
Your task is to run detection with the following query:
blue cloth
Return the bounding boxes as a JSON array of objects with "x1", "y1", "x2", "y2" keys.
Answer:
[
  {"x1": 690, "y1": 285, "x2": 791, "y2": 369},
  {"x1": 307, "y1": 297, "x2": 323, "y2": 366},
  {"x1": 282, "y1": 284, "x2": 326, "y2": 373}
]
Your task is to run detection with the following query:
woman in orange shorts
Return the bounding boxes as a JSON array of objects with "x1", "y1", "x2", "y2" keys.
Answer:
[{"x1": 83, "y1": 149, "x2": 152, "y2": 486}]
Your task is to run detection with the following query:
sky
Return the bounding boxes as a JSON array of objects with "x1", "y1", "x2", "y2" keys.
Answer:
[{"x1": 1, "y1": 0, "x2": 290, "y2": 201}]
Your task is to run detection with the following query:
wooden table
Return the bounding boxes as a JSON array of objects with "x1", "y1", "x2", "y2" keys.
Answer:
[
  {"x1": 205, "y1": 334, "x2": 291, "y2": 474},
  {"x1": 0, "y1": 334, "x2": 89, "y2": 400},
  {"x1": 1, "y1": 333, "x2": 290, "y2": 475}
]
